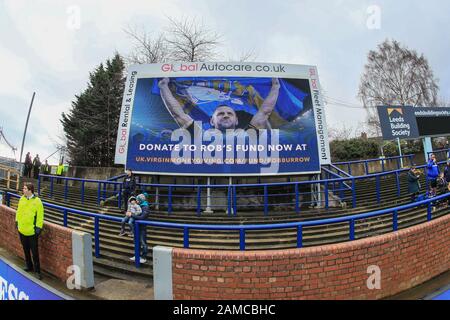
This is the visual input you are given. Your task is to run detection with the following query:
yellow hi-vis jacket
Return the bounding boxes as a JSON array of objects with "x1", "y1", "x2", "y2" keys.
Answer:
[
  {"x1": 56, "y1": 164, "x2": 64, "y2": 176},
  {"x1": 15, "y1": 195, "x2": 44, "y2": 236}
]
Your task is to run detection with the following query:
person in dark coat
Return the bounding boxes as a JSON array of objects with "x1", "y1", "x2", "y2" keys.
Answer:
[
  {"x1": 32, "y1": 155, "x2": 41, "y2": 179},
  {"x1": 407, "y1": 165, "x2": 421, "y2": 202},
  {"x1": 24, "y1": 152, "x2": 32, "y2": 178},
  {"x1": 129, "y1": 193, "x2": 149, "y2": 264},
  {"x1": 122, "y1": 169, "x2": 136, "y2": 211},
  {"x1": 40, "y1": 160, "x2": 50, "y2": 182},
  {"x1": 444, "y1": 161, "x2": 450, "y2": 184}
]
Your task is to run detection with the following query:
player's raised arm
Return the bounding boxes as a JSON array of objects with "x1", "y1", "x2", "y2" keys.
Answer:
[
  {"x1": 250, "y1": 78, "x2": 280, "y2": 129},
  {"x1": 158, "y1": 77, "x2": 193, "y2": 129}
]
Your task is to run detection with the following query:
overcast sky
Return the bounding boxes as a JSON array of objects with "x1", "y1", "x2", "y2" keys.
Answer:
[{"x1": 1, "y1": 0, "x2": 450, "y2": 164}]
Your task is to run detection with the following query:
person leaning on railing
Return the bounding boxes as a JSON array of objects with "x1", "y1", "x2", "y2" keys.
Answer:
[
  {"x1": 129, "y1": 193, "x2": 149, "y2": 264},
  {"x1": 15, "y1": 182, "x2": 44, "y2": 280}
]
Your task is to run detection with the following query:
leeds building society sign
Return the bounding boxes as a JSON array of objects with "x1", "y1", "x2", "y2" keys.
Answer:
[{"x1": 377, "y1": 106, "x2": 420, "y2": 140}]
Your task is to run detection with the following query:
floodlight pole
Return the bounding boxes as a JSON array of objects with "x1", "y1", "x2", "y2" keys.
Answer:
[{"x1": 19, "y1": 92, "x2": 36, "y2": 165}]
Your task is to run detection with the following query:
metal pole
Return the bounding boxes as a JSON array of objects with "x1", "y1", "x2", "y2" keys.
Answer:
[
  {"x1": 227, "y1": 177, "x2": 233, "y2": 215},
  {"x1": 204, "y1": 177, "x2": 213, "y2": 213},
  {"x1": 397, "y1": 138, "x2": 404, "y2": 168},
  {"x1": 19, "y1": 92, "x2": 36, "y2": 164},
  {"x1": 155, "y1": 175, "x2": 160, "y2": 210},
  {"x1": 316, "y1": 174, "x2": 322, "y2": 208}
]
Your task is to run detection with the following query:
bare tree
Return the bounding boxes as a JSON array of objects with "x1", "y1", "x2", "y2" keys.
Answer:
[
  {"x1": 364, "y1": 111, "x2": 383, "y2": 137},
  {"x1": 124, "y1": 17, "x2": 261, "y2": 64},
  {"x1": 328, "y1": 124, "x2": 355, "y2": 141},
  {"x1": 164, "y1": 16, "x2": 222, "y2": 62},
  {"x1": 359, "y1": 39, "x2": 438, "y2": 108},
  {"x1": 227, "y1": 48, "x2": 258, "y2": 62},
  {"x1": 123, "y1": 25, "x2": 170, "y2": 64},
  {"x1": 358, "y1": 39, "x2": 439, "y2": 133}
]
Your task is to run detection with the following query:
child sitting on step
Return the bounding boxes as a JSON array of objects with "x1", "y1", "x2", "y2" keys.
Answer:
[{"x1": 119, "y1": 196, "x2": 142, "y2": 236}]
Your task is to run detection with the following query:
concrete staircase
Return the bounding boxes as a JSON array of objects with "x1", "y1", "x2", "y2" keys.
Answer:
[{"x1": 2, "y1": 172, "x2": 449, "y2": 282}]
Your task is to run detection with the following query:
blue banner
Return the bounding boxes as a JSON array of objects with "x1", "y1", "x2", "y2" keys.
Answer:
[
  {"x1": 126, "y1": 76, "x2": 321, "y2": 175},
  {"x1": 0, "y1": 258, "x2": 65, "y2": 300}
]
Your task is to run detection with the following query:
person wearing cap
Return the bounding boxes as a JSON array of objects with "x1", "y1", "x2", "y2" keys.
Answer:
[
  {"x1": 15, "y1": 183, "x2": 44, "y2": 280},
  {"x1": 407, "y1": 165, "x2": 421, "y2": 202},
  {"x1": 118, "y1": 196, "x2": 142, "y2": 236},
  {"x1": 130, "y1": 193, "x2": 150, "y2": 264}
]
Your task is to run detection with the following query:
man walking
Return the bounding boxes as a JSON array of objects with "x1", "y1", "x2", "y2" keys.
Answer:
[{"x1": 15, "y1": 183, "x2": 44, "y2": 280}]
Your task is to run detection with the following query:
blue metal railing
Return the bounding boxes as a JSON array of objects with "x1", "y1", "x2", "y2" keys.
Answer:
[
  {"x1": 334, "y1": 154, "x2": 415, "y2": 175},
  {"x1": 38, "y1": 175, "x2": 123, "y2": 208},
  {"x1": 107, "y1": 173, "x2": 127, "y2": 181},
  {"x1": 36, "y1": 159, "x2": 448, "y2": 215},
  {"x1": 427, "y1": 148, "x2": 450, "y2": 162},
  {"x1": 4, "y1": 190, "x2": 449, "y2": 268}
]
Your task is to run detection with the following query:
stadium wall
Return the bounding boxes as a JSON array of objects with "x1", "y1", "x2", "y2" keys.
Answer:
[
  {"x1": 0, "y1": 205, "x2": 94, "y2": 288},
  {"x1": 168, "y1": 214, "x2": 450, "y2": 299}
]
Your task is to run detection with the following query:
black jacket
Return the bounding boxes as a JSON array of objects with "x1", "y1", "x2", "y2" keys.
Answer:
[
  {"x1": 445, "y1": 165, "x2": 450, "y2": 183},
  {"x1": 123, "y1": 175, "x2": 136, "y2": 193},
  {"x1": 407, "y1": 170, "x2": 420, "y2": 194}
]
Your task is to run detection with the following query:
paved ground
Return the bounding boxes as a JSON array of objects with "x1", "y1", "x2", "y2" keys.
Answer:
[
  {"x1": 1, "y1": 245, "x2": 447, "y2": 300},
  {"x1": 0, "y1": 246, "x2": 154, "y2": 300},
  {"x1": 92, "y1": 278, "x2": 154, "y2": 300},
  {"x1": 386, "y1": 270, "x2": 450, "y2": 300}
]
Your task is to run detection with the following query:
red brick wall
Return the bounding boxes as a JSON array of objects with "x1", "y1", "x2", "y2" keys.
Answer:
[
  {"x1": 172, "y1": 214, "x2": 450, "y2": 300},
  {"x1": 0, "y1": 204, "x2": 73, "y2": 282}
]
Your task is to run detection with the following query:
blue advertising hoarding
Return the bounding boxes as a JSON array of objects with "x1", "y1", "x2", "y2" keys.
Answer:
[
  {"x1": 0, "y1": 258, "x2": 66, "y2": 300},
  {"x1": 115, "y1": 62, "x2": 331, "y2": 176}
]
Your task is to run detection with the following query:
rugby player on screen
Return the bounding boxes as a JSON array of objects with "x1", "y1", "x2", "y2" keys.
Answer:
[{"x1": 158, "y1": 77, "x2": 280, "y2": 132}]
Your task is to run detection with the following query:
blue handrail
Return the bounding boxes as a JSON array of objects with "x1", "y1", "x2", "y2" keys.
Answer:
[
  {"x1": 107, "y1": 173, "x2": 127, "y2": 182},
  {"x1": 333, "y1": 154, "x2": 414, "y2": 166},
  {"x1": 427, "y1": 148, "x2": 450, "y2": 160},
  {"x1": 4, "y1": 190, "x2": 449, "y2": 268},
  {"x1": 333, "y1": 154, "x2": 415, "y2": 175},
  {"x1": 36, "y1": 159, "x2": 448, "y2": 215},
  {"x1": 328, "y1": 164, "x2": 353, "y2": 178}
]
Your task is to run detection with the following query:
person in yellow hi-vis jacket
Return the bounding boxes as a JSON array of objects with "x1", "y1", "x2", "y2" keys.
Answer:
[
  {"x1": 56, "y1": 162, "x2": 64, "y2": 184},
  {"x1": 15, "y1": 183, "x2": 44, "y2": 280}
]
